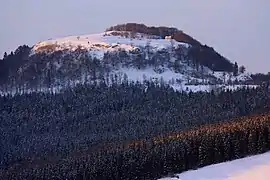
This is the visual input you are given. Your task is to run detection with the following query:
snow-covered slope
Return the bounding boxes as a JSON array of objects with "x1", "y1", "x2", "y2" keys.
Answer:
[
  {"x1": 159, "y1": 152, "x2": 270, "y2": 180},
  {"x1": 112, "y1": 67, "x2": 257, "y2": 92}
]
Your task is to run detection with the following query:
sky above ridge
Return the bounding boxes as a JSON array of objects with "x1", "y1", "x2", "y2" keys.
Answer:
[{"x1": 1, "y1": 0, "x2": 269, "y2": 73}]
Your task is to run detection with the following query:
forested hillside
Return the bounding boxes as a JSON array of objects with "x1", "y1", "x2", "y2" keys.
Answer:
[{"x1": 0, "y1": 82, "x2": 270, "y2": 179}]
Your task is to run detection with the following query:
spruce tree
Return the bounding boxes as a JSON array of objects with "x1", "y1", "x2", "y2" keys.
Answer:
[{"x1": 233, "y1": 62, "x2": 238, "y2": 76}]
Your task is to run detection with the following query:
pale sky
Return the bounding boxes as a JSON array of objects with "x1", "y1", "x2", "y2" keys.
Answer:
[{"x1": 1, "y1": 0, "x2": 269, "y2": 73}]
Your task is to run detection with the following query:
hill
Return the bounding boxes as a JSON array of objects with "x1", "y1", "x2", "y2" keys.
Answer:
[{"x1": 0, "y1": 23, "x2": 255, "y2": 94}]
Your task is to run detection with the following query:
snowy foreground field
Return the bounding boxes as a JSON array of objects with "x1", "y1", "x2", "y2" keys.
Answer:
[{"x1": 159, "y1": 152, "x2": 270, "y2": 180}]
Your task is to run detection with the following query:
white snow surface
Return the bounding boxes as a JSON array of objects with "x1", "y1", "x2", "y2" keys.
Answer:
[
  {"x1": 213, "y1": 72, "x2": 252, "y2": 82},
  {"x1": 33, "y1": 31, "x2": 189, "y2": 59},
  {"x1": 159, "y1": 152, "x2": 270, "y2": 180}
]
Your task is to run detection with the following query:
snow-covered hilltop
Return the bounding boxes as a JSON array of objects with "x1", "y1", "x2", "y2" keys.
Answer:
[
  {"x1": 0, "y1": 23, "x2": 258, "y2": 94},
  {"x1": 33, "y1": 31, "x2": 190, "y2": 59}
]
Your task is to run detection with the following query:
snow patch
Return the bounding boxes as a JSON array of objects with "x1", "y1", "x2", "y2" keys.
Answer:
[
  {"x1": 158, "y1": 152, "x2": 270, "y2": 180},
  {"x1": 213, "y1": 72, "x2": 252, "y2": 82}
]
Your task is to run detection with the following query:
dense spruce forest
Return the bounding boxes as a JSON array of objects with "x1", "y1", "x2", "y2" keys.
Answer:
[{"x1": 1, "y1": 81, "x2": 270, "y2": 179}]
